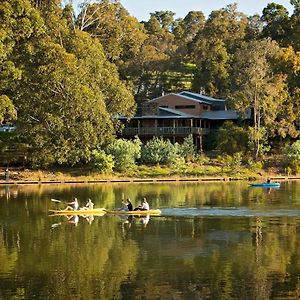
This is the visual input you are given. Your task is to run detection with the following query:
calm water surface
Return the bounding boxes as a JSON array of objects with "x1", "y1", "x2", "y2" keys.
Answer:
[{"x1": 1, "y1": 181, "x2": 300, "y2": 299}]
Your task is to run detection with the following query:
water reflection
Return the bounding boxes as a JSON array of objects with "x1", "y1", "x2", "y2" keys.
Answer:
[{"x1": 1, "y1": 181, "x2": 300, "y2": 299}]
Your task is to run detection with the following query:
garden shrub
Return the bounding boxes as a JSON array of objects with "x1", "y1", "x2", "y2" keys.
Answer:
[
  {"x1": 106, "y1": 137, "x2": 141, "y2": 171},
  {"x1": 178, "y1": 134, "x2": 196, "y2": 161},
  {"x1": 91, "y1": 149, "x2": 114, "y2": 173},
  {"x1": 141, "y1": 137, "x2": 179, "y2": 165}
]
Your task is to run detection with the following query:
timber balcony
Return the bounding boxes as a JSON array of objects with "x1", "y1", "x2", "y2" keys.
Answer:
[{"x1": 119, "y1": 126, "x2": 210, "y2": 136}]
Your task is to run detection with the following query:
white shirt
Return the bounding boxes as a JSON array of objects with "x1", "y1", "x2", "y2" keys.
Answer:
[{"x1": 141, "y1": 202, "x2": 149, "y2": 210}]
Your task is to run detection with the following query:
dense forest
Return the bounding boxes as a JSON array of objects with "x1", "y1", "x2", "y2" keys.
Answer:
[{"x1": 1, "y1": 0, "x2": 300, "y2": 168}]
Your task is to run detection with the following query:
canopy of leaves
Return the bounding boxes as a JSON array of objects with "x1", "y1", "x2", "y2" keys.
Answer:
[{"x1": 1, "y1": 0, "x2": 135, "y2": 167}]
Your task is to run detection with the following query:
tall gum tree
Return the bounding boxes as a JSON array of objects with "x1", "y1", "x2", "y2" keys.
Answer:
[
  {"x1": 230, "y1": 39, "x2": 291, "y2": 159},
  {"x1": 2, "y1": 0, "x2": 135, "y2": 166}
]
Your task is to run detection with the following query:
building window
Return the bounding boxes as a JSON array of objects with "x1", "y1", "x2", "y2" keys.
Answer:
[
  {"x1": 159, "y1": 105, "x2": 168, "y2": 108},
  {"x1": 203, "y1": 105, "x2": 209, "y2": 110},
  {"x1": 175, "y1": 105, "x2": 195, "y2": 109}
]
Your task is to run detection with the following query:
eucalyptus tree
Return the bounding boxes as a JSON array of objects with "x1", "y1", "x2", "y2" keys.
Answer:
[
  {"x1": 1, "y1": 0, "x2": 135, "y2": 166},
  {"x1": 245, "y1": 14, "x2": 264, "y2": 41},
  {"x1": 189, "y1": 4, "x2": 248, "y2": 97},
  {"x1": 16, "y1": 29, "x2": 135, "y2": 166},
  {"x1": 261, "y1": 3, "x2": 290, "y2": 46},
  {"x1": 287, "y1": 0, "x2": 300, "y2": 50},
  {"x1": 76, "y1": 0, "x2": 147, "y2": 64},
  {"x1": 230, "y1": 39, "x2": 290, "y2": 159},
  {"x1": 0, "y1": 0, "x2": 44, "y2": 123},
  {"x1": 200, "y1": 4, "x2": 248, "y2": 53},
  {"x1": 275, "y1": 46, "x2": 300, "y2": 135},
  {"x1": 192, "y1": 38, "x2": 230, "y2": 97}
]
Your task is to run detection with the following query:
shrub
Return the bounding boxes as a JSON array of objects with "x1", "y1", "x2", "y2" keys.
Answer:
[
  {"x1": 220, "y1": 152, "x2": 243, "y2": 172},
  {"x1": 195, "y1": 153, "x2": 210, "y2": 165},
  {"x1": 91, "y1": 150, "x2": 114, "y2": 173},
  {"x1": 178, "y1": 134, "x2": 196, "y2": 161},
  {"x1": 169, "y1": 156, "x2": 187, "y2": 173},
  {"x1": 247, "y1": 159, "x2": 263, "y2": 172},
  {"x1": 106, "y1": 137, "x2": 141, "y2": 171},
  {"x1": 216, "y1": 121, "x2": 248, "y2": 155},
  {"x1": 141, "y1": 137, "x2": 179, "y2": 165},
  {"x1": 283, "y1": 140, "x2": 300, "y2": 167}
]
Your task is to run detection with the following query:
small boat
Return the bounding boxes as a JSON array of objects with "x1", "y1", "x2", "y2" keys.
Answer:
[
  {"x1": 107, "y1": 209, "x2": 162, "y2": 216},
  {"x1": 249, "y1": 182, "x2": 281, "y2": 188},
  {"x1": 49, "y1": 208, "x2": 107, "y2": 215}
]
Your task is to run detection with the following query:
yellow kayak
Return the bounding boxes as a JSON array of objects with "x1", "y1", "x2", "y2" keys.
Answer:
[
  {"x1": 107, "y1": 209, "x2": 161, "y2": 216},
  {"x1": 49, "y1": 208, "x2": 107, "y2": 216}
]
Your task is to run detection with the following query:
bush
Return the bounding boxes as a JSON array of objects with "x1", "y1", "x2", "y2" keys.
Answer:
[
  {"x1": 195, "y1": 153, "x2": 210, "y2": 165},
  {"x1": 216, "y1": 121, "x2": 248, "y2": 155},
  {"x1": 91, "y1": 150, "x2": 114, "y2": 173},
  {"x1": 141, "y1": 137, "x2": 179, "y2": 165},
  {"x1": 178, "y1": 134, "x2": 196, "y2": 161},
  {"x1": 220, "y1": 152, "x2": 243, "y2": 172},
  {"x1": 247, "y1": 159, "x2": 263, "y2": 172},
  {"x1": 169, "y1": 156, "x2": 187, "y2": 173},
  {"x1": 106, "y1": 137, "x2": 141, "y2": 171},
  {"x1": 283, "y1": 140, "x2": 300, "y2": 174}
]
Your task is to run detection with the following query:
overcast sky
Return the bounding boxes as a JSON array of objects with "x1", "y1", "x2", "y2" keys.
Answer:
[{"x1": 119, "y1": 0, "x2": 294, "y2": 21}]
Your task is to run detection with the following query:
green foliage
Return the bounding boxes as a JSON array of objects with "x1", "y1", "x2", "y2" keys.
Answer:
[
  {"x1": 230, "y1": 39, "x2": 289, "y2": 159},
  {"x1": 195, "y1": 154, "x2": 210, "y2": 165},
  {"x1": 216, "y1": 121, "x2": 249, "y2": 155},
  {"x1": 91, "y1": 150, "x2": 114, "y2": 174},
  {"x1": 169, "y1": 156, "x2": 187, "y2": 174},
  {"x1": 219, "y1": 152, "x2": 243, "y2": 173},
  {"x1": 141, "y1": 137, "x2": 179, "y2": 165},
  {"x1": 0, "y1": 95, "x2": 17, "y2": 124},
  {"x1": 178, "y1": 134, "x2": 196, "y2": 161},
  {"x1": 283, "y1": 140, "x2": 300, "y2": 173},
  {"x1": 247, "y1": 127, "x2": 271, "y2": 158},
  {"x1": 0, "y1": 0, "x2": 135, "y2": 167},
  {"x1": 247, "y1": 159, "x2": 264, "y2": 172},
  {"x1": 106, "y1": 137, "x2": 141, "y2": 171},
  {"x1": 1, "y1": 0, "x2": 300, "y2": 169},
  {"x1": 203, "y1": 130, "x2": 218, "y2": 151}
]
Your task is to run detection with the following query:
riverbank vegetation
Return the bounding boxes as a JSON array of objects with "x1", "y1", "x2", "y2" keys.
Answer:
[
  {"x1": 1, "y1": 134, "x2": 297, "y2": 182},
  {"x1": 1, "y1": 0, "x2": 300, "y2": 173}
]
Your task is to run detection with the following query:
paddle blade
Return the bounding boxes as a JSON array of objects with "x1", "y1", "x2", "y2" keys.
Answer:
[{"x1": 51, "y1": 199, "x2": 61, "y2": 203}]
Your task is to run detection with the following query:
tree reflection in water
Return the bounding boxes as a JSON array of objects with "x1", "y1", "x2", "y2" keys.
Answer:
[{"x1": 1, "y1": 181, "x2": 300, "y2": 299}]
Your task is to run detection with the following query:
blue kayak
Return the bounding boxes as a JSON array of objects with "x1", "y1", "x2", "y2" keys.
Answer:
[{"x1": 249, "y1": 182, "x2": 281, "y2": 188}]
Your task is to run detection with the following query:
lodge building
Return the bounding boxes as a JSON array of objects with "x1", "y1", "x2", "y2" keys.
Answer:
[{"x1": 118, "y1": 91, "x2": 250, "y2": 150}]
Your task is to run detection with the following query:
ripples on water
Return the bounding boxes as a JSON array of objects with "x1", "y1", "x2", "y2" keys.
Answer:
[{"x1": 161, "y1": 207, "x2": 300, "y2": 217}]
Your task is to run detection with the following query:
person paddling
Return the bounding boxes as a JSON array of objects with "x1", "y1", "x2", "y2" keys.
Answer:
[
  {"x1": 122, "y1": 198, "x2": 133, "y2": 211},
  {"x1": 85, "y1": 198, "x2": 94, "y2": 210},
  {"x1": 134, "y1": 197, "x2": 149, "y2": 211},
  {"x1": 65, "y1": 197, "x2": 79, "y2": 211}
]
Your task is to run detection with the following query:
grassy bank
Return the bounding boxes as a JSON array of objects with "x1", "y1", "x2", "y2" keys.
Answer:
[{"x1": 0, "y1": 156, "x2": 290, "y2": 183}]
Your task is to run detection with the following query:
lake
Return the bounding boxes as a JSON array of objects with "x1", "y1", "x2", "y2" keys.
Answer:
[{"x1": 1, "y1": 181, "x2": 300, "y2": 299}]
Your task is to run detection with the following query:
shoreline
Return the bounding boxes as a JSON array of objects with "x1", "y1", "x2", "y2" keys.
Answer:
[{"x1": 0, "y1": 175, "x2": 299, "y2": 185}]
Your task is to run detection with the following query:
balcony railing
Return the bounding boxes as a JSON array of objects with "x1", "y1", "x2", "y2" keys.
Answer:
[{"x1": 120, "y1": 127, "x2": 210, "y2": 136}]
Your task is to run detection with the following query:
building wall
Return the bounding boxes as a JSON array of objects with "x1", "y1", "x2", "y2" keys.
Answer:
[{"x1": 149, "y1": 94, "x2": 211, "y2": 116}]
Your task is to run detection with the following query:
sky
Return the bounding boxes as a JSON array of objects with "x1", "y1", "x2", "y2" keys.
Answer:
[{"x1": 118, "y1": 0, "x2": 294, "y2": 21}]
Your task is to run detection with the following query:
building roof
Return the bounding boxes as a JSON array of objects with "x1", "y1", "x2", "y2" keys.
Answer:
[
  {"x1": 178, "y1": 91, "x2": 227, "y2": 109},
  {"x1": 200, "y1": 109, "x2": 251, "y2": 120},
  {"x1": 158, "y1": 107, "x2": 195, "y2": 118},
  {"x1": 149, "y1": 92, "x2": 226, "y2": 109}
]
